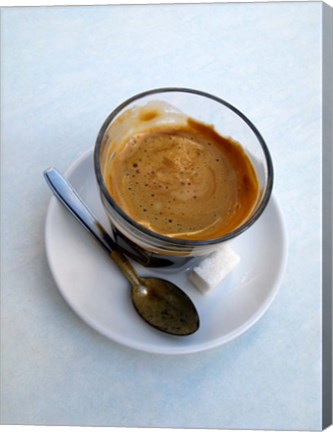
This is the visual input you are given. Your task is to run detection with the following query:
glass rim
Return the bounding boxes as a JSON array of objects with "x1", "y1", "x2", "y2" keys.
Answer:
[{"x1": 94, "y1": 86, "x2": 274, "y2": 246}]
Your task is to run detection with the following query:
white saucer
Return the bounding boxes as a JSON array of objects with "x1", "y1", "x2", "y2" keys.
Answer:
[{"x1": 45, "y1": 149, "x2": 287, "y2": 355}]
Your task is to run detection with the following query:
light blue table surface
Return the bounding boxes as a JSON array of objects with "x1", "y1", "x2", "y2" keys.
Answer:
[{"x1": 0, "y1": 2, "x2": 327, "y2": 429}]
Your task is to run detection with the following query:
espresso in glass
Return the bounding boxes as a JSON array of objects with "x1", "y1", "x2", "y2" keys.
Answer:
[
  {"x1": 108, "y1": 118, "x2": 259, "y2": 241},
  {"x1": 95, "y1": 89, "x2": 273, "y2": 270}
]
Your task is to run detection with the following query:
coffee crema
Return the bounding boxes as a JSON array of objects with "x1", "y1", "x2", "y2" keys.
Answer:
[{"x1": 106, "y1": 118, "x2": 259, "y2": 241}]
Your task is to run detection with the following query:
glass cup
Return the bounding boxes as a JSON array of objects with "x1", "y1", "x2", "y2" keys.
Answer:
[{"x1": 94, "y1": 88, "x2": 273, "y2": 270}]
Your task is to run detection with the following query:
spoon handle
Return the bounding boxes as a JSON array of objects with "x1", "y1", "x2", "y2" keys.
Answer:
[
  {"x1": 44, "y1": 167, "x2": 116, "y2": 254},
  {"x1": 43, "y1": 167, "x2": 142, "y2": 286}
]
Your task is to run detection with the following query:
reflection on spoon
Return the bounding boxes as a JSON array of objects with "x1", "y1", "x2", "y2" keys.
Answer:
[{"x1": 43, "y1": 167, "x2": 200, "y2": 336}]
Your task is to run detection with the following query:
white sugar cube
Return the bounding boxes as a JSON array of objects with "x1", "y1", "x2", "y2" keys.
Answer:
[{"x1": 189, "y1": 244, "x2": 240, "y2": 294}]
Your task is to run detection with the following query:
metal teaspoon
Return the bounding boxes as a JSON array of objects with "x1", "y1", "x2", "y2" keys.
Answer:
[{"x1": 43, "y1": 167, "x2": 200, "y2": 336}]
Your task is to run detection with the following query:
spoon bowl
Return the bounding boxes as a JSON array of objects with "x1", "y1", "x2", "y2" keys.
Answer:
[
  {"x1": 132, "y1": 277, "x2": 199, "y2": 335},
  {"x1": 43, "y1": 167, "x2": 200, "y2": 336}
]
